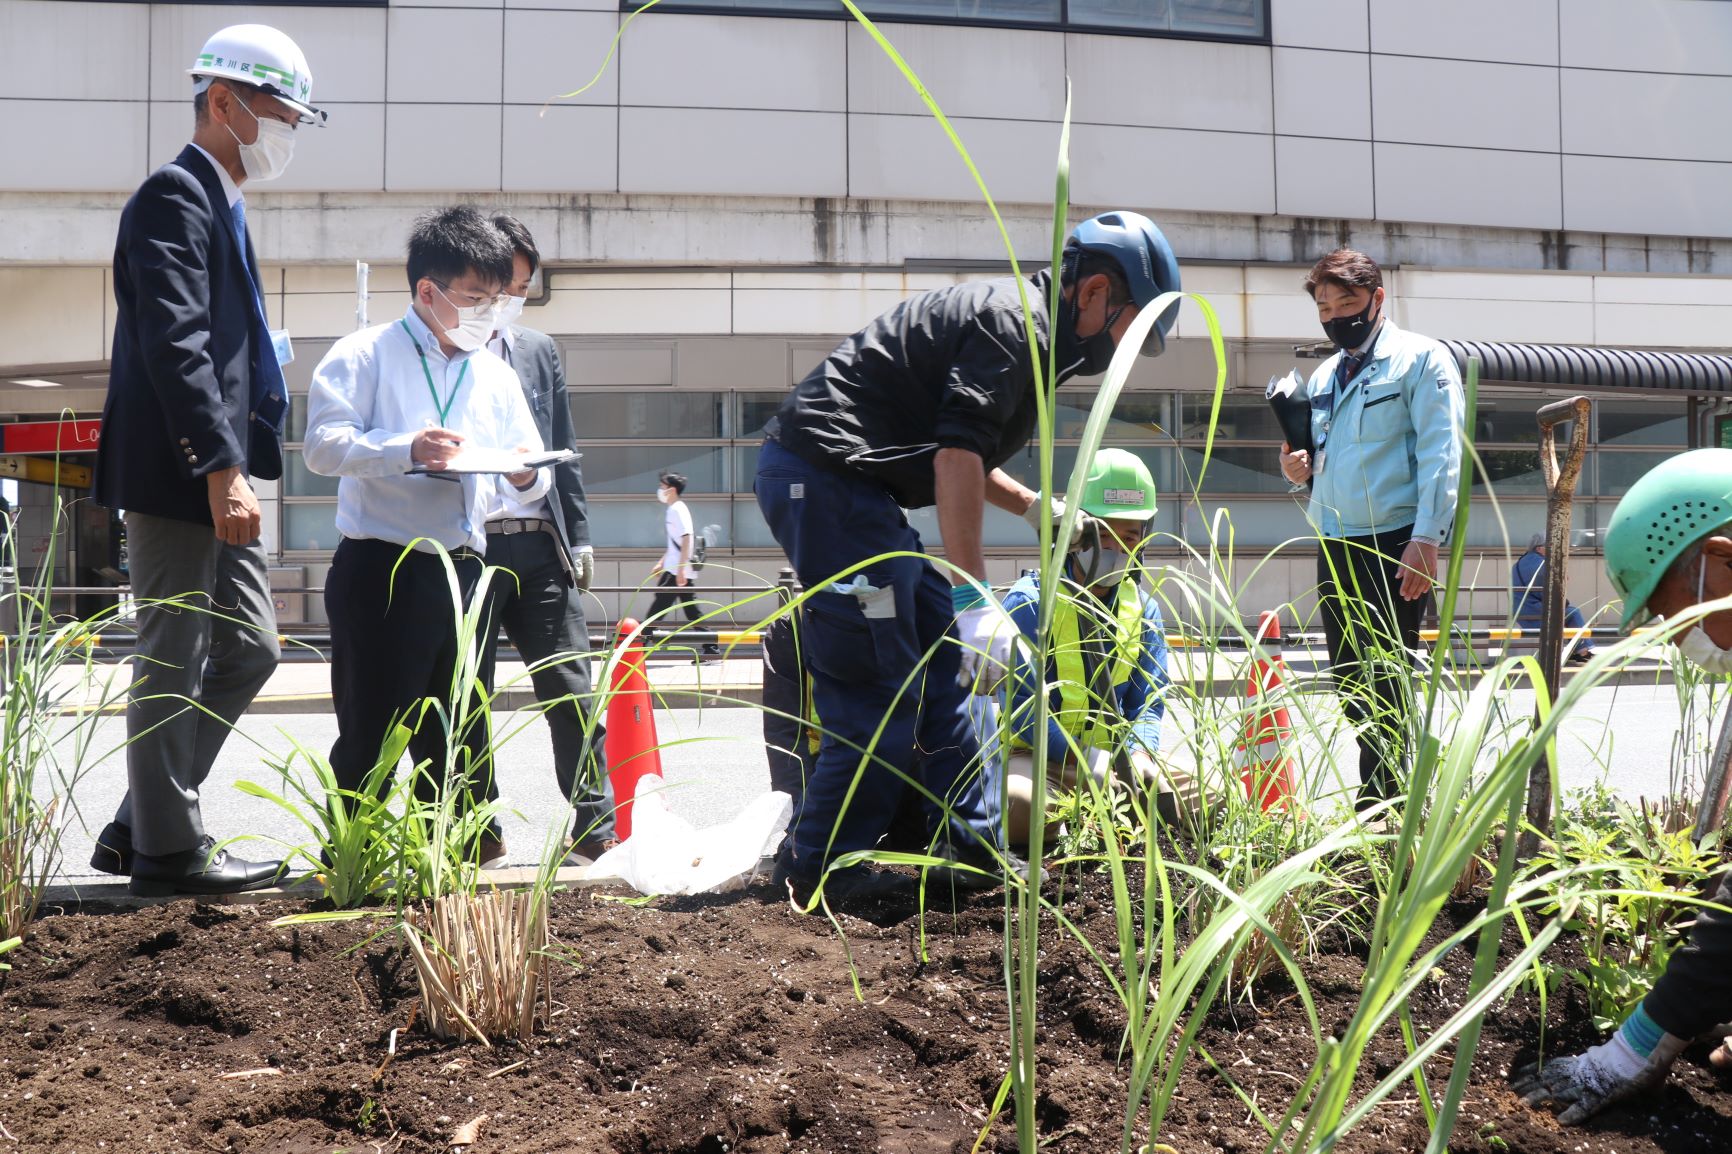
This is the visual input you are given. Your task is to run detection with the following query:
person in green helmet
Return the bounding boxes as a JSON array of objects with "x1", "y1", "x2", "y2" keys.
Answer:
[
  {"x1": 1514, "y1": 447, "x2": 1732, "y2": 1123},
  {"x1": 984, "y1": 449, "x2": 1208, "y2": 845}
]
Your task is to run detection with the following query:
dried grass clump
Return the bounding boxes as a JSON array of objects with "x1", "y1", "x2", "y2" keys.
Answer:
[{"x1": 404, "y1": 889, "x2": 551, "y2": 1045}]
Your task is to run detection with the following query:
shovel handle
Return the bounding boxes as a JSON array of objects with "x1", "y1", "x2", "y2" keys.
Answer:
[{"x1": 1537, "y1": 396, "x2": 1591, "y2": 500}]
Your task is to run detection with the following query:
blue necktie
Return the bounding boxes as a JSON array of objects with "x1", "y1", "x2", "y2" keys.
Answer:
[{"x1": 230, "y1": 199, "x2": 288, "y2": 433}]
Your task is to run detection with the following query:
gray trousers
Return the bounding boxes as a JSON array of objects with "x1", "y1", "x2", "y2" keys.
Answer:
[{"x1": 115, "y1": 511, "x2": 280, "y2": 856}]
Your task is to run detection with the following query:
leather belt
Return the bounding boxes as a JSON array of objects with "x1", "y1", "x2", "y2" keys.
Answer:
[{"x1": 485, "y1": 518, "x2": 555, "y2": 536}]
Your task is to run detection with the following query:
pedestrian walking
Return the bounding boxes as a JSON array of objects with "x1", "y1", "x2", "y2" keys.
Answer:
[{"x1": 648, "y1": 472, "x2": 717, "y2": 657}]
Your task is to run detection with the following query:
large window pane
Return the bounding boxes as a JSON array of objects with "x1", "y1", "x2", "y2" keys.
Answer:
[
  {"x1": 1472, "y1": 448, "x2": 1547, "y2": 496},
  {"x1": 736, "y1": 392, "x2": 786, "y2": 439},
  {"x1": 1179, "y1": 499, "x2": 1298, "y2": 547},
  {"x1": 1070, "y1": 0, "x2": 1265, "y2": 36},
  {"x1": 1599, "y1": 399, "x2": 1687, "y2": 447},
  {"x1": 287, "y1": 395, "x2": 308, "y2": 442},
  {"x1": 1181, "y1": 394, "x2": 1282, "y2": 442},
  {"x1": 1597, "y1": 450, "x2": 1672, "y2": 497},
  {"x1": 1470, "y1": 397, "x2": 1547, "y2": 445},
  {"x1": 578, "y1": 445, "x2": 726, "y2": 495},
  {"x1": 587, "y1": 497, "x2": 734, "y2": 551},
  {"x1": 283, "y1": 503, "x2": 340, "y2": 552},
  {"x1": 573, "y1": 391, "x2": 724, "y2": 439},
  {"x1": 1055, "y1": 391, "x2": 1172, "y2": 440},
  {"x1": 1177, "y1": 446, "x2": 1291, "y2": 494},
  {"x1": 283, "y1": 451, "x2": 340, "y2": 498},
  {"x1": 863, "y1": 0, "x2": 1058, "y2": 22},
  {"x1": 621, "y1": 0, "x2": 1267, "y2": 39}
]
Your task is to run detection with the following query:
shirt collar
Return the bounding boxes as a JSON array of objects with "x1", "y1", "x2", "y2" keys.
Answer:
[
  {"x1": 189, "y1": 143, "x2": 243, "y2": 208},
  {"x1": 401, "y1": 306, "x2": 467, "y2": 365}
]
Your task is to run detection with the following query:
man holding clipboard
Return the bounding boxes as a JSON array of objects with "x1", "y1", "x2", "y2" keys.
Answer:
[{"x1": 304, "y1": 207, "x2": 551, "y2": 862}]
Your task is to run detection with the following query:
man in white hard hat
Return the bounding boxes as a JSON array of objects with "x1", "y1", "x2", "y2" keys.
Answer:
[{"x1": 91, "y1": 24, "x2": 325, "y2": 896}]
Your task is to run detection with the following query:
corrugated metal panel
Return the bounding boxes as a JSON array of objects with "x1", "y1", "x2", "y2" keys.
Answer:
[{"x1": 1440, "y1": 340, "x2": 1732, "y2": 393}]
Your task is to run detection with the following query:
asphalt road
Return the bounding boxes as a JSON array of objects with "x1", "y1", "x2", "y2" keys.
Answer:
[{"x1": 41, "y1": 679, "x2": 1723, "y2": 886}]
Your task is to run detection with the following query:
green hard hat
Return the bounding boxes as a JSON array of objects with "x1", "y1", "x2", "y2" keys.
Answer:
[
  {"x1": 1077, "y1": 448, "x2": 1157, "y2": 521},
  {"x1": 1604, "y1": 448, "x2": 1732, "y2": 632}
]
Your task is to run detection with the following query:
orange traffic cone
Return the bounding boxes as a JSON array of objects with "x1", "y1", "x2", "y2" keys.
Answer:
[
  {"x1": 1236, "y1": 610, "x2": 1299, "y2": 811},
  {"x1": 606, "y1": 618, "x2": 663, "y2": 841}
]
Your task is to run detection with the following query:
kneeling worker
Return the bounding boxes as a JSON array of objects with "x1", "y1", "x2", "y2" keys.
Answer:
[
  {"x1": 1514, "y1": 448, "x2": 1732, "y2": 1123},
  {"x1": 993, "y1": 449, "x2": 1207, "y2": 844}
]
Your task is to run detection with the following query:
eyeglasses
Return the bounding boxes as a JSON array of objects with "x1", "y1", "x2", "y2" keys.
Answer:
[{"x1": 431, "y1": 280, "x2": 508, "y2": 312}]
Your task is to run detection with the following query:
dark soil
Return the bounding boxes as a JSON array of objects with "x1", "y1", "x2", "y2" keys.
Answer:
[{"x1": 3, "y1": 872, "x2": 1729, "y2": 1154}]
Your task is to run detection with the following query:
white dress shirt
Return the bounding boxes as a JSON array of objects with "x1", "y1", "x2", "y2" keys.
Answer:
[
  {"x1": 480, "y1": 326, "x2": 554, "y2": 524},
  {"x1": 189, "y1": 143, "x2": 242, "y2": 208},
  {"x1": 303, "y1": 308, "x2": 549, "y2": 554}
]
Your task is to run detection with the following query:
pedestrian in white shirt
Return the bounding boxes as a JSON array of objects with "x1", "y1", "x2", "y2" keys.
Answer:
[
  {"x1": 303, "y1": 206, "x2": 548, "y2": 864},
  {"x1": 648, "y1": 471, "x2": 717, "y2": 657}
]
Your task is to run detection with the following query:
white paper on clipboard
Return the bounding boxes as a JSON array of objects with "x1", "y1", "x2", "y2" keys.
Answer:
[{"x1": 408, "y1": 447, "x2": 580, "y2": 476}]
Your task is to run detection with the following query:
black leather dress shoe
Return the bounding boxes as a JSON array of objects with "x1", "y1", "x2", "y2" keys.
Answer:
[
  {"x1": 128, "y1": 837, "x2": 287, "y2": 897},
  {"x1": 90, "y1": 822, "x2": 134, "y2": 876}
]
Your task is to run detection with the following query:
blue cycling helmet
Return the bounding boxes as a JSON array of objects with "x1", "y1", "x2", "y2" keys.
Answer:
[{"x1": 1063, "y1": 211, "x2": 1182, "y2": 356}]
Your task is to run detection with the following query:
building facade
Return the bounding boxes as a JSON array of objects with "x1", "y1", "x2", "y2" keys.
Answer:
[{"x1": 2, "y1": 0, "x2": 1730, "y2": 628}]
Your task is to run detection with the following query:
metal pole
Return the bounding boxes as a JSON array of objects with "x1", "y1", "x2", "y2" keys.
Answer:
[
  {"x1": 1520, "y1": 395, "x2": 1591, "y2": 856},
  {"x1": 1695, "y1": 698, "x2": 1732, "y2": 843}
]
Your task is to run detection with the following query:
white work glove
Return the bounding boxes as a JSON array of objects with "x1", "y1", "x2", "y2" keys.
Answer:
[
  {"x1": 572, "y1": 545, "x2": 594, "y2": 591},
  {"x1": 1511, "y1": 1012, "x2": 1688, "y2": 1124},
  {"x1": 1022, "y1": 491, "x2": 1094, "y2": 551},
  {"x1": 954, "y1": 597, "x2": 1021, "y2": 695}
]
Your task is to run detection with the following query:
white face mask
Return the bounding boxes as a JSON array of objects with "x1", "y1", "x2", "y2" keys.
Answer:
[
  {"x1": 494, "y1": 295, "x2": 526, "y2": 332},
  {"x1": 1679, "y1": 556, "x2": 1732, "y2": 674},
  {"x1": 228, "y1": 96, "x2": 296, "y2": 183},
  {"x1": 1091, "y1": 546, "x2": 1135, "y2": 588},
  {"x1": 434, "y1": 285, "x2": 498, "y2": 353}
]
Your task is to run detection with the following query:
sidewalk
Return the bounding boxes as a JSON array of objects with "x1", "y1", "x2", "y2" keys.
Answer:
[{"x1": 44, "y1": 646, "x2": 1674, "y2": 714}]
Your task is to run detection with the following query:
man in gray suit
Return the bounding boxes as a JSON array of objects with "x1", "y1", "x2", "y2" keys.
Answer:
[{"x1": 476, "y1": 214, "x2": 613, "y2": 861}]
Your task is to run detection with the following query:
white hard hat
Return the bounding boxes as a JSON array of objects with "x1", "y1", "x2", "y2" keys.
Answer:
[{"x1": 188, "y1": 24, "x2": 326, "y2": 126}]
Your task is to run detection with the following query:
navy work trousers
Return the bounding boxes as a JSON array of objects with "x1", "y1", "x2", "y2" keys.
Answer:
[{"x1": 754, "y1": 438, "x2": 996, "y2": 868}]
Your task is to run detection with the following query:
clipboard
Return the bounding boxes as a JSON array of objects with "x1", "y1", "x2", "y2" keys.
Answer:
[{"x1": 408, "y1": 447, "x2": 580, "y2": 476}]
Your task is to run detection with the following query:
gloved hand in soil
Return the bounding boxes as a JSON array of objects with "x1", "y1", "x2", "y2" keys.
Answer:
[{"x1": 1511, "y1": 1005, "x2": 1689, "y2": 1124}]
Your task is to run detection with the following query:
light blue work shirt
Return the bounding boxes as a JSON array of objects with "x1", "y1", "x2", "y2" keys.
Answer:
[{"x1": 1305, "y1": 318, "x2": 1464, "y2": 542}]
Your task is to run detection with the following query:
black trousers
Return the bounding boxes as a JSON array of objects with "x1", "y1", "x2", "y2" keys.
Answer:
[
  {"x1": 475, "y1": 529, "x2": 613, "y2": 842},
  {"x1": 1317, "y1": 527, "x2": 1428, "y2": 809},
  {"x1": 648, "y1": 571, "x2": 701, "y2": 625},
  {"x1": 325, "y1": 538, "x2": 490, "y2": 807}
]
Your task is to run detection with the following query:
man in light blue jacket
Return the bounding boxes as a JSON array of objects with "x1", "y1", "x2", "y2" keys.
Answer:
[{"x1": 1279, "y1": 249, "x2": 1463, "y2": 811}]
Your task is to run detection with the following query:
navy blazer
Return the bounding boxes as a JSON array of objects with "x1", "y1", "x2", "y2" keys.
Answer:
[
  {"x1": 506, "y1": 326, "x2": 591, "y2": 552},
  {"x1": 95, "y1": 145, "x2": 284, "y2": 525}
]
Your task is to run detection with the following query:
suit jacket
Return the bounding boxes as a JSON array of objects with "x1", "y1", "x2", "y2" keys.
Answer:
[
  {"x1": 505, "y1": 326, "x2": 591, "y2": 553},
  {"x1": 95, "y1": 145, "x2": 283, "y2": 525}
]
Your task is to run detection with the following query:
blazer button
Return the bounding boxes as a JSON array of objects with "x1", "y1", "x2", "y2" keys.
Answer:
[
  {"x1": 189, "y1": 455, "x2": 199, "y2": 465},
  {"x1": 248, "y1": 412, "x2": 256, "y2": 421},
  {"x1": 179, "y1": 437, "x2": 190, "y2": 446}
]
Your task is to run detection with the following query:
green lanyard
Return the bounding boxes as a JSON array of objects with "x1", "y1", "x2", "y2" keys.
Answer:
[{"x1": 400, "y1": 319, "x2": 468, "y2": 427}]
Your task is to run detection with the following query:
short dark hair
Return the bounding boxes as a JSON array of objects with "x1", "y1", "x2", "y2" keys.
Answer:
[
  {"x1": 659, "y1": 471, "x2": 688, "y2": 495},
  {"x1": 1061, "y1": 248, "x2": 1132, "y2": 308},
  {"x1": 193, "y1": 89, "x2": 209, "y2": 123},
  {"x1": 406, "y1": 206, "x2": 515, "y2": 294},
  {"x1": 1304, "y1": 248, "x2": 1383, "y2": 299},
  {"x1": 492, "y1": 213, "x2": 540, "y2": 278}
]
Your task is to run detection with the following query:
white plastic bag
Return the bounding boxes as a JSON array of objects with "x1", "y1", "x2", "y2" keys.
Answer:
[{"x1": 583, "y1": 775, "x2": 793, "y2": 896}]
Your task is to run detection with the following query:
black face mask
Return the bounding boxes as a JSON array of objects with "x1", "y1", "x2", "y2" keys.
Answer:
[
  {"x1": 1322, "y1": 295, "x2": 1379, "y2": 350},
  {"x1": 1054, "y1": 294, "x2": 1125, "y2": 380}
]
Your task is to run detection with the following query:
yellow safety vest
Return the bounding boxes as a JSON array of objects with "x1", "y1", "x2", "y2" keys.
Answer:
[{"x1": 1011, "y1": 578, "x2": 1143, "y2": 750}]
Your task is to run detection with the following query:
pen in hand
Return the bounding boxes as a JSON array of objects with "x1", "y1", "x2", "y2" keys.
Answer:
[{"x1": 411, "y1": 425, "x2": 466, "y2": 471}]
